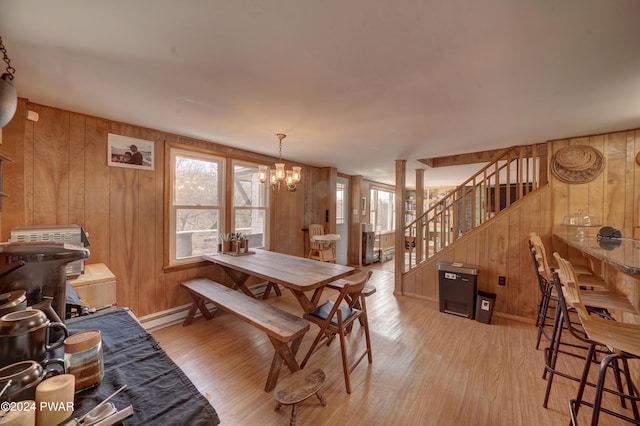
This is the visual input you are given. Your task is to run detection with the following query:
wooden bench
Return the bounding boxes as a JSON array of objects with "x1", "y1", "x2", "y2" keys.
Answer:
[{"x1": 181, "y1": 278, "x2": 310, "y2": 392}]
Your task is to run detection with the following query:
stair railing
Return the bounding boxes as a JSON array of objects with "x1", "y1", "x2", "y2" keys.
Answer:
[{"x1": 403, "y1": 144, "x2": 547, "y2": 272}]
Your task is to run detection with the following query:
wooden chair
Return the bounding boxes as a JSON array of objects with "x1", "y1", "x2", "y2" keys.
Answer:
[
  {"x1": 326, "y1": 270, "x2": 375, "y2": 331},
  {"x1": 308, "y1": 224, "x2": 336, "y2": 263},
  {"x1": 300, "y1": 272, "x2": 372, "y2": 394},
  {"x1": 553, "y1": 254, "x2": 640, "y2": 425}
]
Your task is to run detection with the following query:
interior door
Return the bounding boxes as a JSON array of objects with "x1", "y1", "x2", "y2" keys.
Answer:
[{"x1": 336, "y1": 177, "x2": 349, "y2": 265}]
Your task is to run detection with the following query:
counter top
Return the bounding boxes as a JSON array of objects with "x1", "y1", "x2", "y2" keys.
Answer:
[{"x1": 553, "y1": 233, "x2": 640, "y2": 276}]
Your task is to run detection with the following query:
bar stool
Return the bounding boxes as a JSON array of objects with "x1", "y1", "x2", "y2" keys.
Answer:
[
  {"x1": 544, "y1": 258, "x2": 628, "y2": 411},
  {"x1": 553, "y1": 254, "x2": 640, "y2": 425},
  {"x1": 528, "y1": 233, "x2": 636, "y2": 351}
]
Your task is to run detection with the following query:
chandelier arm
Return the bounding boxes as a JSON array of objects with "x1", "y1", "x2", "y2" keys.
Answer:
[{"x1": 0, "y1": 37, "x2": 16, "y2": 81}]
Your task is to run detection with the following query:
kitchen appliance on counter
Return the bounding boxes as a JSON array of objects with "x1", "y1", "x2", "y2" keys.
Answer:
[
  {"x1": 0, "y1": 242, "x2": 90, "y2": 324},
  {"x1": 9, "y1": 224, "x2": 90, "y2": 278}
]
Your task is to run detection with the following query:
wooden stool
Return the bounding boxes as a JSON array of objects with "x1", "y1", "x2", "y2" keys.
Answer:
[{"x1": 274, "y1": 368, "x2": 327, "y2": 426}]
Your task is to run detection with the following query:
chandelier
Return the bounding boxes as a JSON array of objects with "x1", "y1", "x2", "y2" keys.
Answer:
[
  {"x1": 259, "y1": 133, "x2": 301, "y2": 191},
  {"x1": 0, "y1": 36, "x2": 17, "y2": 128}
]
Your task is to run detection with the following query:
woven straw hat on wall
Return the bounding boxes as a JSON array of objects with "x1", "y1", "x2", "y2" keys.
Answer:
[{"x1": 551, "y1": 145, "x2": 605, "y2": 184}]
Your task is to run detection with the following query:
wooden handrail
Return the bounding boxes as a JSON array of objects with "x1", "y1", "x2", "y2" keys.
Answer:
[{"x1": 403, "y1": 144, "x2": 547, "y2": 272}]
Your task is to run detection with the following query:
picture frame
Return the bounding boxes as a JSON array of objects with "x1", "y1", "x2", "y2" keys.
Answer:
[
  {"x1": 361, "y1": 196, "x2": 367, "y2": 216},
  {"x1": 107, "y1": 133, "x2": 154, "y2": 170}
]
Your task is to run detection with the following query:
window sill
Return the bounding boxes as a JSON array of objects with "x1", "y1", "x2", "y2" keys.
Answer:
[{"x1": 163, "y1": 260, "x2": 212, "y2": 273}]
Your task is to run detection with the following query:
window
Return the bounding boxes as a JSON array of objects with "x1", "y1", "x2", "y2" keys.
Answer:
[
  {"x1": 169, "y1": 148, "x2": 224, "y2": 265},
  {"x1": 370, "y1": 188, "x2": 395, "y2": 232},
  {"x1": 233, "y1": 162, "x2": 268, "y2": 249},
  {"x1": 336, "y1": 181, "x2": 345, "y2": 225}
]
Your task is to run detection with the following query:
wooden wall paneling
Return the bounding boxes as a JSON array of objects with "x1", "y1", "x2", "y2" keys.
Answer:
[
  {"x1": 136, "y1": 129, "x2": 161, "y2": 317},
  {"x1": 427, "y1": 257, "x2": 439, "y2": 300},
  {"x1": 635, "y1": 130, "x2": 640, "y2": 238},
  {"x1": 1, "y1": 99, "x2": 27, "y2": 239},
  {"x1": 603, "y1": 132, "x2": 627, "y2": 230},
  {"x1": 296, "y1": 179, "x2": 307, "y2": 256},
  {"x1": 33, "y1": 106, "x2": 70, "y2": 224},
  {"x1": 586, "y1": 135, "x2": 605, "y2": 228},
  {"x1": 270, "y1": 178, "x2": 301, "y2": 256},
  {"x1": 505, "y1": 213, "x2": 521, "y2": 316},
  {"x1": 623, "y1": 131, "x2": 636, "y2": 236},
  {"x1": 550, "y1": 140, "x2": 570, "y2": 234},
  {"x1": 403, "y1": 269, "x2": 415, "y2": 296},
  {"x1": 83, "y1": 116, "x2": 111, "y2": 265},
  {"x1": 348, "y1": 175, "x2": 362, "y2": 267},
  {"x1": 68, "y1": 114, "x2": 86, "y2": 225},
  {"x1": 322, "y1": 167, "x2": 337, "y2": 234},
  {"x1": 476, "y1": 227, "x2": 491, "y2": 296},
  {"x1": 513, "y1": 203, "x2": 535, "y2": 319},
  {"x1": 108, "y1": 123, "x2": 142, "y2": 314},
  {"x1": 24, "y1": 103, "x2": 35, "y2": 226},
  {"x1": 108, "y1": 165, "x2": 139, "y2": 313},
  {"x1": 486, "y1": 215, "x2": 509, "y2": 313}
]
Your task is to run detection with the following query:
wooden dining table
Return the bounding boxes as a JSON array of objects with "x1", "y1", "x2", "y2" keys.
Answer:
[{"x1": 203, "y1": 249, "x2": 355, "y2": 312}]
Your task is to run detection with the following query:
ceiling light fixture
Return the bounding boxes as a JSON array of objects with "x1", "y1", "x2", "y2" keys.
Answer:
[
  {"x1": 0, "y1": 36, "x2": 17, "y2": 128},
  {"x1": 259, "y1": 133, "x2": 301, "y2": 191}
]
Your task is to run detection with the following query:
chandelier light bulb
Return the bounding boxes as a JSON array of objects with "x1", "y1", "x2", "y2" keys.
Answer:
[{"x1": 258, "y1": 133, "x2": 301, "y2": 191}]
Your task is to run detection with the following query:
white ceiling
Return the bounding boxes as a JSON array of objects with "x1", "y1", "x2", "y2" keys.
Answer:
[{"x1": 1, "y1": 0, "x2": 640, "y2": 186}]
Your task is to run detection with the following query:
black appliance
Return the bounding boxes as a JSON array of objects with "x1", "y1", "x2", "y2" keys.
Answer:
[
  {"x1": 0, "y1": 242, "x2": 90, "y2": 323},
  {"x1": 437, "y1": 262, "x2": 479, "y2": 319}
]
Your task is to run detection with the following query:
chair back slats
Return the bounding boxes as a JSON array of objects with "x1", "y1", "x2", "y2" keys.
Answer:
[
  {"x1": 552, "y1": 252, "x2": 590, "y2": 321},
  {"x1": 300, "y1": 270, "x2": 373, "y2": 393},
  {"x1": 529, "y1": 233, "x2": 553, "y2": 282},
  {"x1": 309, "y1": 224, "x2": 327, "y2": 250}
]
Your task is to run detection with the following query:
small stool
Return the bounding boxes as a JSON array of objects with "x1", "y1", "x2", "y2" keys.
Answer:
[{"x1": 274, "y1": 368, "x2": 327, "y2": 426}]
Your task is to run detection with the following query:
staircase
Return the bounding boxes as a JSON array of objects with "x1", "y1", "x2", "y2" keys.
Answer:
[{"x1": 402, "y1": 144, "x2": 548, "y2": 273}]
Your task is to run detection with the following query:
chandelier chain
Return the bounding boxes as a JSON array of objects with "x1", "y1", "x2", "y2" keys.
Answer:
[{"x1": 0, "y1": 36, "x2": 15, "y2": 81}]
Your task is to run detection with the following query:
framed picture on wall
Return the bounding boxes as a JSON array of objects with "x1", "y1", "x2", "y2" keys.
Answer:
[{"x1": 107, "y1": 133, "x2": 155, "y2": 170}]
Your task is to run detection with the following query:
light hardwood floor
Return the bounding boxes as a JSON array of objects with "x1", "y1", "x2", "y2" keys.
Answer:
[{"x1": 153, "y1": 264, "x2": 634, "y2": 425}]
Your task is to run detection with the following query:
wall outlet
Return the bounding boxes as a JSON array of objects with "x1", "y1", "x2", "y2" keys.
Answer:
[{"x1": 498, "y1": 276, "x2": 506, "y2": 286}]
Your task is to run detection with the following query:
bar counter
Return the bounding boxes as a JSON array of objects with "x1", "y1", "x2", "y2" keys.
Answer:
[{"x1": 553, "y1": 233, "x2": 640, "y2": 277}]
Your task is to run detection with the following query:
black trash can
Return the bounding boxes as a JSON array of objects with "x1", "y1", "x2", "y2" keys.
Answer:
[
  {"x1": 475, "y1": 291, "x2": 496, "y2": 324},
  {"x1": 437, "y1": 262, "x2": 479, "y2": 319}
]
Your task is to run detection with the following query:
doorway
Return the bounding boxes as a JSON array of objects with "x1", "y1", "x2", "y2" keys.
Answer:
[{"x1": 336, "y1": 176, "x2": 349, "y2": 265}]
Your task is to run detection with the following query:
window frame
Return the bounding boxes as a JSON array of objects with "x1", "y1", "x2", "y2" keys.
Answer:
[
  {"x1": 231, "y1": 160, "x2": 269, "y2": 249},
  {"x1": 168, "y1": 146, "x2": 225, "y2": 267},
  {"x1": 369, "y1": 186, "x2": 396, "y2": 232}
]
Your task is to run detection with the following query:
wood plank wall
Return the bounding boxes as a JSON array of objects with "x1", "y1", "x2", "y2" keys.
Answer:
[
  {"x1": 402, "y1": 128, "x2": 640, "y2": 323},
  {"x1": 550, "y1": 130, "x2": 640, "y2": 323},
  {"x1": 0, "y1": 99, "x2": 335, "y2": 318},
  {"x1": 402, "y1": 186, "x2": 551, "y2": 322}
]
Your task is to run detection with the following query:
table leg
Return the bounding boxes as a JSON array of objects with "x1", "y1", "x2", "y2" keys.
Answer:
[
  {"x1": 220, "y1": 266, "x2": 255, "y2": 297},
  {"x1": 262, "y1": 281, "x2": 282, "y2": 300},
  {"x1": 287, "y1": 288, "x2": 325, "y2": 314}
]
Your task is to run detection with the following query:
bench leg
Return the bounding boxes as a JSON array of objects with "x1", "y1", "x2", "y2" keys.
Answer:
[
  {"x1": 182, "y1": 293, "x2": 214, "y2": 327},
  {"x1": 265, "y1": 336, "x2": 304, "y2": 392}
]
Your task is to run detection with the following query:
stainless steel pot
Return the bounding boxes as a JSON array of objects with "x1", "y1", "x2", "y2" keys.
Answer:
[
  {"x1": 0, "y1": 309, "x2": 68, "y2": 368},
  {"x1": 0, "y1": 290, "x2": 27, "y2": 316},
  {"x1": 0, "y1": 360, "x2": 61, "y2": 402}
]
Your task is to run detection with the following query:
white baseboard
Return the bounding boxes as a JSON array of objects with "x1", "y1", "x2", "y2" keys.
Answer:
[{"x1": 139, "y1": 302, "x2": 215, "y2": 332}]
